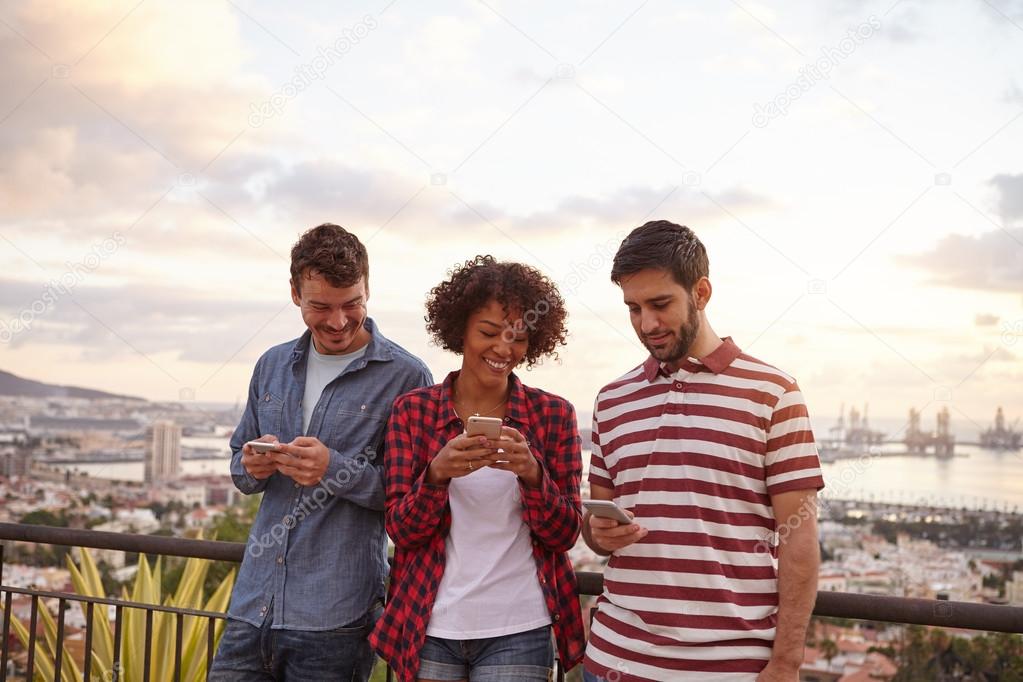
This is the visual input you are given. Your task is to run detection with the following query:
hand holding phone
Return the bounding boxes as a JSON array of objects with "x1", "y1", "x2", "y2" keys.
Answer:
[
  {"x1": 582, "y1": 499, "x2": 633, "y2": 524},
  {"x1": 245, "y1": 440, "x2": 283, "y2": 455},
  {"x1": 465, "y1": 416, "x2": 503, "y2": 439},
  {"x1": 241, "y1": 437, "x2": 280, "y2": 480}
]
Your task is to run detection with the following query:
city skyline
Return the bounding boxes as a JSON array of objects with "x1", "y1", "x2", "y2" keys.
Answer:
[{"x1": 0, "y1": 1, "x2": 1021, "y2": 428}]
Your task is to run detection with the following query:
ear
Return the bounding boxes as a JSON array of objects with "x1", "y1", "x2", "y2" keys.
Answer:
[
  {"x1": 290, "y1": 279, "x2": 301, "y2": 307},
  {"x1": 693, "y1": 276, "x2": 712, "y2": 310}
]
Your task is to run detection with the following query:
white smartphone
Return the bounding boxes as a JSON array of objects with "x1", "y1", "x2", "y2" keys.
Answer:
[
  {"x1": 465, "y1": 416, "x2": 503, "y2": 440},
  {"x1": 246, "y1": 440, "x2": 282, "y2": 455},
  {"x1": 583, "y1": 499, "x2": 633, "y2": 524}
]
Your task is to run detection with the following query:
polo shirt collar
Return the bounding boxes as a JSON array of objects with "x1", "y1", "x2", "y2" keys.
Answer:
[
  {"x1": 440, "y1": 370, "x2": 528, "y2": 428},
  {"x1": 642, "y1": 336, "x2": 742, "y2": 382}
]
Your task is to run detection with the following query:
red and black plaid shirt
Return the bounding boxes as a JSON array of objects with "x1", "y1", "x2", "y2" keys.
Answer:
[{"x1": 368, "y1": 371, "x2": 585, "y2": 681}]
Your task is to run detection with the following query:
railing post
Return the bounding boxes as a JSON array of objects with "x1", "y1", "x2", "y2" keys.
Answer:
[
  {"x1": 83, "y1": 601, "x2": 94, "y2": 681},
  {"x1": 174, "y1": 613, "x2": 183, "y2": 682},
  {"x1": 113, "y1": 604, "x2": 123, "y2": 682},
  {"x1": 143, "y1": 609, "x2": 153, "y2": 682},
  {"x1": 54, "y1": 598, "x2": 67, "y2": 682},
  {"x1": 25, "y1": 595, "x2": 38, "y2": 680},
  {"x1": 1, "y1": 590, "x2": 12, "y2": 682},
  {"x1": 207, "y1": 616, "x2": 216, "y2": 680}
]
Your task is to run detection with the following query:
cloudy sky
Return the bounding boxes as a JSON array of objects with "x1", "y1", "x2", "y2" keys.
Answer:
[{"x1": 1, "y1": 0, "x2": 1021, "y2": 437}]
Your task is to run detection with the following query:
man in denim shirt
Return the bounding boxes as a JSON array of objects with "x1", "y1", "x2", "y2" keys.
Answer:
[{"x1": 211, "y1": 224, "x2": 432, "y2": 681}]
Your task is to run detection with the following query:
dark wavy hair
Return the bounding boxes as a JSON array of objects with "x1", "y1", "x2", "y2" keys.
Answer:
[
  {"x1": 611, "y1": 220, "x2": 709, "y2": 290},
  {"x1": 425, "y1": 256, "x2": 568, "y2": 368},
  {"x1": 290, "y1": 223, "x2": 369, "y2": 292}
]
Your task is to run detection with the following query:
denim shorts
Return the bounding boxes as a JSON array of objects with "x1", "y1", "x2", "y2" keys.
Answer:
[{"x1": 417, "y1": 625, "x2": 554, "y2": 681}]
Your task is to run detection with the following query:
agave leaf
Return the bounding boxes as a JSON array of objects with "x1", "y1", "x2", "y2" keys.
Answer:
[{"x1": 66, "y1": 550, "x2": 115, "y2": 671}]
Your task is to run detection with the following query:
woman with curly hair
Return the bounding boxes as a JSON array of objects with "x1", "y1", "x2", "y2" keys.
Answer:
[{"x1": 369, "y1": 256, "x2": 585, "y2": 682}]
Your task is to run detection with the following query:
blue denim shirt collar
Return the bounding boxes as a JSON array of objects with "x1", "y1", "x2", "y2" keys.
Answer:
[{"x1": 289, "y1": 318, "x2": 393, "y2": 374}]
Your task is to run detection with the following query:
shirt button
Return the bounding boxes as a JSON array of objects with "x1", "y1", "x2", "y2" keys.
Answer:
[
  {"x1": 674, "y1": 382, "x2": 683, "y2": 390},
  {"x1": 260, "y1": 606, "x2": 267, "y2": 614},
  {"x1": 277, "y1": 556, "x2": 284, "y2": 564},
  {"x1": 294, "y1": 483, "x2": 300, "y2": 488},
  {"x1": 553, "y1": 614, "x2": 560, "y2": 622}
]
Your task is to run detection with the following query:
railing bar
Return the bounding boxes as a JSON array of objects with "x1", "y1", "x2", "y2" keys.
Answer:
[
  {"x1": 0, "y1": 523, "x2": 244, "y2": 563},
  {"x1": 26, "y1": 595, "x2": 38, "y2": 680},
  {"x1": 174, "y1": 612, "x2": 183, "y2": 682},
  {"x1": 206, "y1": 616, "x2": 215, "y2": 679},
  {"x1": 1, "y1": 590, "x2": 12, "y2": 680},
  {"x1": 0, "y1": 585, "x2": 229, "y2": 619},
  {"x1": 54, "y1": 598, "x2": 67, "y2": 682},
  {"x1": 143, "y1": 609, "x2": 153, "y2": 682},
  {"x1": 113, "y1": 604, "x2": 123, "y2": 682},
  {"x1": 83, "y1": 601, "x2": 94, "y2": 681}
]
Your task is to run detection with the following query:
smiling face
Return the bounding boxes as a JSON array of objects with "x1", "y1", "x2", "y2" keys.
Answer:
[
  {"x1": 459, "y1": 299, "x2": 529, "y2": 393},
  {"x1": 620, "y1": 268, "x2": 701, "y2": 369},
  {"x1": 291, "y1": 271, "x2": 371, "y2": 355}
]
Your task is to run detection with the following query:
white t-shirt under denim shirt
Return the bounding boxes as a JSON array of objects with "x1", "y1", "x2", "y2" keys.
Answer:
[
  {"x1": 426, "y1": 464, "x2": 551, "y2": 639},
  {"x1": 302, "y1": 342, "x2": 368, "y2": 434}
]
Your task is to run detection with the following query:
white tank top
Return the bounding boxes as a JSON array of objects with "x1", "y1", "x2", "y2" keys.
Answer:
[{"x1": 426, "y1": 465, "x2": 551, "y2": 639}]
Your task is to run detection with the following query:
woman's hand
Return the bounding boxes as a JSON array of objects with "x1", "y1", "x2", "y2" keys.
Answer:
[
  {"x1": 488, "y1": 426, "x2": 542, "y2": 488},
  {"x1": 425, "y1": 432, "x2": 498, "y2": 485}
]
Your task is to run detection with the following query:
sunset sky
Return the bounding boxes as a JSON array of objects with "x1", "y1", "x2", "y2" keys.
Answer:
[{"x1": 1, "y1": 1, "x2": 1021, "y2": 436}]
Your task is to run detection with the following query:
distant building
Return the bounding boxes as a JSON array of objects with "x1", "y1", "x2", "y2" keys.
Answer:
[
  {"x1": 1006, "y1": 571, "x2": 1023, "y2": 605},
  {"x1": 144, "y1": 421, "x2": 181, "y2": 483},
  {"x1": 0, "y1": 447, "x2": 31, "y2": 477}
]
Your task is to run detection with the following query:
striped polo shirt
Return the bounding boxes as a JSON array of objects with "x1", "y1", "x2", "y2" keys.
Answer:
[{"x1": 584, "y1": 337, "x2": 825, "y2": 681}]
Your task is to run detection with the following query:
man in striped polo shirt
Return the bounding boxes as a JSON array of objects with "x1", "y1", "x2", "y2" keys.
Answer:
[{"x1": 582, "y1": 221, "x2": 825, "y2": 681}]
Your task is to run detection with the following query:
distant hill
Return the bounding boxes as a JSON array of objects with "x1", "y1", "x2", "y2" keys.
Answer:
[{"x1": 0, "y1": 370, "x2": 144, "y2": 401}]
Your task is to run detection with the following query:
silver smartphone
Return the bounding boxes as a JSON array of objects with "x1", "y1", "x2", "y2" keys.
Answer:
[
  {"x1": 245, "y1": 440, "x2": 282, "y2": 455},
  {"x1": 582, "y1": 499, "x2": 633, "y2": 524}
]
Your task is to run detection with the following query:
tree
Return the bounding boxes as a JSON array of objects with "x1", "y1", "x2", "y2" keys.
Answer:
[{"x1": 819, "y1": 638, "x2": 839, "y2": 668}]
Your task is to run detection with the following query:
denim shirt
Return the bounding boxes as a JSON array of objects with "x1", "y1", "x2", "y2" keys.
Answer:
[{"x1": 227, "y1": 318, "x2": 433, "y2": 630}]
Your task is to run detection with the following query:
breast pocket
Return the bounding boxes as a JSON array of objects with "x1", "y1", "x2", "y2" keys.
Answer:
[
  {"x1": 329, "y1": 400, "x2": 390, "y2": 459},
  {"x1": 256, "y1": 391, "x2": 285, "y2": 438}
]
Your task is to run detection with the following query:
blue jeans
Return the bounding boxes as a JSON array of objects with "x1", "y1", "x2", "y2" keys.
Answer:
[
  {"x1": 209, "y1": 605, "x2": 381, "y2": 681},
  {"x1": 417, "y1": 625, "x2": 554, "y2": 681}
]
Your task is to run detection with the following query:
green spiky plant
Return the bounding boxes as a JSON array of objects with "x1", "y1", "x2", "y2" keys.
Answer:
[{"x1": 3, "y1": 542, "x2": 235, "y2": 681}]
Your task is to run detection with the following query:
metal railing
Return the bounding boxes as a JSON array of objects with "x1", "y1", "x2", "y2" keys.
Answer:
[{"x1": 0, "y1": 522, "x2": 1021, "y2": 681}]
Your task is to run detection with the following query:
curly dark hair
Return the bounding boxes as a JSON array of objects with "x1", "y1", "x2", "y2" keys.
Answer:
[
  {"x1": 290, "y1": 223, "x2": 369, "y2": 292},
  {"x1": 425, "y1": 256, "x2": 568, "y2": 368}
]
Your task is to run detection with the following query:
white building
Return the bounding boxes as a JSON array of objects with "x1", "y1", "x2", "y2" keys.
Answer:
[{"x1": 144, "y1": 420, "x2": 181, "y2": 483}]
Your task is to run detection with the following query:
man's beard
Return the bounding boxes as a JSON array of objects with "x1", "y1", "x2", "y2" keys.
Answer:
[{"x1": 643, "y1": 296, "x2": 700, "y2": 366}]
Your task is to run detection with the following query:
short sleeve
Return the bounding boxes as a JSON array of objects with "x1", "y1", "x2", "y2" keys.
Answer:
[
  {"x1": 764, "y1": 382, "x2": 825, "y2": 495},
  {"x1": 588, "y1": 397, "x2": 614, "y2": 490}
]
